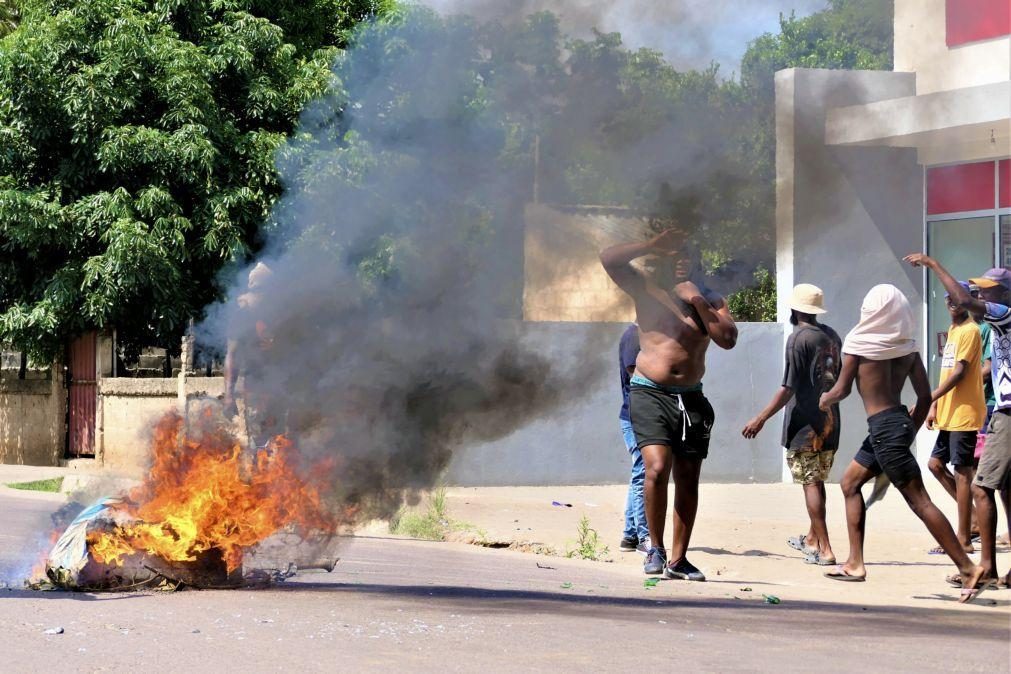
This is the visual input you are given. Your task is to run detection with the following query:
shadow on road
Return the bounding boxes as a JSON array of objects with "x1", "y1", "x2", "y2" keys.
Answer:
[
  {"x1": 272, "y1": 580, "x2": 1010, "y2": 638},
  {"x1": 690, "y1": 546, "x2": 790, "y2": 559}
]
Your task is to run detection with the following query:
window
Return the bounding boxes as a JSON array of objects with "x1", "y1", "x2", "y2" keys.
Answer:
[{"x1": 946, "y1": 0, "x2": 1011, "y2": 47}]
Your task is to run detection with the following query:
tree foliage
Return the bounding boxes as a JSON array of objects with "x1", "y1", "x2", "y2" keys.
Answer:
[
  {"x1": 0, "y1": 1, "x2": 17, "y2": 38},
  {"x1": 0, "y1": 0, "x2": 388, "y2": 361},
  {"x1": 718, "y1": 0, "x2": 893, "y2": 316},
  {"x1": 0, "y1": 0, "x2": 895, "y2": 358}
]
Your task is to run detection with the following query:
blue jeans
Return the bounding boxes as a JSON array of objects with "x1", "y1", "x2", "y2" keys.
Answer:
[{"x1": 621, "y1": 418, "x2": 648, "y2": 543}]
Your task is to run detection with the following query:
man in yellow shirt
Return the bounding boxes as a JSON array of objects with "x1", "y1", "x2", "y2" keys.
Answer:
[{"x1": 927, "y1": 282, "x2": 986, "y2": 554}]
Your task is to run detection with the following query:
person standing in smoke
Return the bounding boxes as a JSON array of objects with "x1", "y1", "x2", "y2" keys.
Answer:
[
  {"x1": 224, "y1": 262, "x2": 283, "y2": 451},
  {"x1": 600, "y1": 228, "x2": 738, "y2": 581},
  {"x1": 617, "y1": 323, "x2": 650, "y2": 556},
  {"x1": 817, "y1": 284, "x2": 986, "y2": 602},
  {"x1": 742, "y1": 284, "x2": 840, "y2": 566}
]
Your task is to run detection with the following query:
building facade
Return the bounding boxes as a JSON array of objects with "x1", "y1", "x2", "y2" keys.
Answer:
[{"x1": 776, "y1": 0, "x2": 1010, "y2": 476}]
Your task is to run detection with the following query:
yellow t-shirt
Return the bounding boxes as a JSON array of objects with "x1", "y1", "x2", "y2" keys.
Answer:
[{"x1": 935, "y1": 321, "x2": 986, "y2": 431}]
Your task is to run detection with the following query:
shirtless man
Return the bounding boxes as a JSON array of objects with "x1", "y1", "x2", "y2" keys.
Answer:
[
  {"x1": 600, "y1": 228, "x2": 738, "y2": 580},
  {"x1": 817, "y1": 284, "x2": 986, "y2": 601}
]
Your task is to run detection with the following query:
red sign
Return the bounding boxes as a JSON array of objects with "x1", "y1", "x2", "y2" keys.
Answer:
[
  {"x1": 947, "y1": 0, "x2": 1011, "y2": 47},
  {"x1": 927, "y1": 161, "x2": 995, "y2": 215}
]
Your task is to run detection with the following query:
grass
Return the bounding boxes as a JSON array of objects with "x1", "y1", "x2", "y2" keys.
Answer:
[
  {"x1": 389, "y1": 487, "x2": 487, "y2": 543},
  {"x1": 6, "y1": 476, "x2": 64, "y2": 492},
  {"x1": 390, "y1": 487, "x2": 451, "y2": 541},
  {"x1": 566, "y1": 515, "x2": 609, "y2": 561}
]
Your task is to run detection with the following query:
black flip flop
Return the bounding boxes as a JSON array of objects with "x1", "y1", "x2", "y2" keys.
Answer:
[{"x1": 824, "y1": 565, "x2": 865, "y2": 582}]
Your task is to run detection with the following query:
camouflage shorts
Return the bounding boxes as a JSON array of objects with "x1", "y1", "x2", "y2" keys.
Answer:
[{"x1": 786, "y1": 449, "x2": 836, "y2": 485}]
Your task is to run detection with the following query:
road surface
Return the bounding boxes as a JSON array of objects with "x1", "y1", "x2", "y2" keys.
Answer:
[{"x1": 1, "y1": 492, "x2": 1007, "y2": 673}]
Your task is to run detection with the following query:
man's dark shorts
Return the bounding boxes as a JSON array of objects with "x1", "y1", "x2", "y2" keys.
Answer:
[
  {"x1": 930, "y1": 430, "x2": 978, "y2": 468},
  {"x1": 629, "y1": 385, "x2": 714, "y2": 459},
  {"x1": 853, "y1": 406, "x2": 920, "y2": 487}
]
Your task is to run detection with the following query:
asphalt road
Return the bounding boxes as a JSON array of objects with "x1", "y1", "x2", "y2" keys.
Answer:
[{"x1": 1, "y1": 492, "x2": 1008, "y2": 673}]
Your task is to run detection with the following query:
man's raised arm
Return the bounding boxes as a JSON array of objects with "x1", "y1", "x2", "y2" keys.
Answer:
[
  {"x1": 904, "y1": 254, "x2": 987, "y2": 315},
  {"x1": 600, "y1": 229, "x2": 685, "y2": 298}
]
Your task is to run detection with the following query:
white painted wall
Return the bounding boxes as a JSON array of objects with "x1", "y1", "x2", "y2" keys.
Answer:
[{"x1": 895, "y1": 0, "x2": 1011, "y2": 95}]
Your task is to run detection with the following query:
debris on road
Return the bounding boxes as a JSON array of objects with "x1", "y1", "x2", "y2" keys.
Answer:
[
  {"x1": 739, "y1": 587, "x2": 752, "y2": 592},
  {"x1": 560, "y1": 582, "x2": 573, "y2": 589},
  {"x1": 643, "y1": 578, "x2": 659, "y2": 588},
  {"x1": 763, "y1": 594, "x2": 781, "y2": 604},
  {"x1": 43, "y1": 627, "x2": 64, "y2": 635},
  {"x1": 535, "y1": 562, "x2": 555, "y2": 570},
  {"x1": 551, "y1": 501, "x2": 573, "y2": 508}
]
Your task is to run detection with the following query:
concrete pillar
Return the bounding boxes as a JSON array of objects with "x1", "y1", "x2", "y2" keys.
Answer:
[{"x1": 775, "y1": 68, "x2": 926, "y2": 479}]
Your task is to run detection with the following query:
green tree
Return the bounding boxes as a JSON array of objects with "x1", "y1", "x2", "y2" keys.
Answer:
[
  {"x1": 0, "y1": 1, "x2": 18, "y2": 38},
  {"x1": 0, "y1": 0, "x2": 389, "y2": 362},
  {"x1": 719, "y1": 0, "x2": 894, "y2": 318},
  {"x1": 737, "y1": 0, "x2": 894, "y2": 238}
]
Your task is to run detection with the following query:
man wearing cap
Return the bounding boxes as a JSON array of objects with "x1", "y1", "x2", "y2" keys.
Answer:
[
  {"x1": 925, "y1": 281, "x2": 986, "y2": 554},
  {"x1": 743, "y1": 284, "x2": 841, "y2": 565},
  {"x1": 905, "y1": 256, "x2": 1011, "y2": 590}
]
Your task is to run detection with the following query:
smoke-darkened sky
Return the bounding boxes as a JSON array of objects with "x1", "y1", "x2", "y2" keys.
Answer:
[{"x1": 421, "y1": 0, "x2": 828, "y2": 73}]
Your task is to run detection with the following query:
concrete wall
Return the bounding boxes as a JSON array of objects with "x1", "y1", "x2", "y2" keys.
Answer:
[
  {"x1": 523, "y1": 204, "x2": 641, "y2": 322},
  {"x1": 99, "y1": 377, "x2": 224, "y2": 474},
  {"x1": 446, "y1": 322, "x2": 786, "y2": 486},
  {"x1": 2, "y1": 327, "x2": 786, "y2": 485},
  {"x1": 0, "y1": 372, "x2": 65, "y2": 466},
  {"x1": 776, "y1": 68, "x2": 927, "y2": 479},
  {"x1": 895, "y1": 0, "x2": 1011, "y2": 95}
]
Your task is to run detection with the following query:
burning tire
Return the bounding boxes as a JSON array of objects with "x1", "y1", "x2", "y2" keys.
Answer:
[{"x1": 45, "y1": 498, "x2": 241, "y2": 592}]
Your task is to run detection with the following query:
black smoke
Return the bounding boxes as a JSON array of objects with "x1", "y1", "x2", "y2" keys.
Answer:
[{"x1": 198, "y1": 3, "x2": 777, "y2": 521}]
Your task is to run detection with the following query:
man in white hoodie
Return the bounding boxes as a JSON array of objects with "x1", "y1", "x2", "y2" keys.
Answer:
[{"x1": 817, "y1": 285, "x2": 986, "y2": 602}]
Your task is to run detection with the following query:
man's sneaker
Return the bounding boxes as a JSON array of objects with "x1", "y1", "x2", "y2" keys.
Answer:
[
  {"x1": 635, "y1": 540, "x2": 650, "y2": 557},
  {"x1": 643, "y1": 547, "x2": 667, "y2": 575},
  {"x1": 664, "y1": 557, "x2": 706, "y2": 582},
  {"x1": 619, "y1": 536, "x2": 639, "y2": 551}
]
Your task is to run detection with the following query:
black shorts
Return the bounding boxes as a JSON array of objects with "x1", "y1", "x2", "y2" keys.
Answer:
[
  {"x1": 930, "y1": 430, "x2": 977, "y2": 467},
  {"x1": 853, "y1": 406, "x2": 920, "y2": 488},
  {"x1": 629, "y1": 386, "x2": 714, "y2": 459}
]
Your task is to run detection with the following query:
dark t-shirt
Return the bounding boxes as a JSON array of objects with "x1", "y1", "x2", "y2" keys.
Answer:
[
  {"x1": 781, "y1": 323, "x2": 842, "y2": 452},
  {"x1": 619, "y1": 325, "x2": 640, "y2": 421}
]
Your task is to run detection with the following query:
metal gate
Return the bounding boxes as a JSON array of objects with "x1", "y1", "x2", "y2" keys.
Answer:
[{"x1": 67, "y1": 332, "x2": 97, "y2": 457}]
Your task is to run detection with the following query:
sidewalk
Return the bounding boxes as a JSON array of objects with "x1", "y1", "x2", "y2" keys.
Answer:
[
  {"x1": 0, "y1": 463, "x2": 135, "y2": 500},
  {"x1": 423, "y1": 481, "x2": 1011, "y2": 612}
]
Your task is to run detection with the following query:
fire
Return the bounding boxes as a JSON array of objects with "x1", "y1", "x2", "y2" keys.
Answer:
[{"x1": 87, "y1": 411, "x2": 337, "y2": 572}]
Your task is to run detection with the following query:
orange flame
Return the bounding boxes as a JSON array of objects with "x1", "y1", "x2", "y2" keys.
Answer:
[{"x1": 87, "y1": 411, "x2": 337, "y2": 572}]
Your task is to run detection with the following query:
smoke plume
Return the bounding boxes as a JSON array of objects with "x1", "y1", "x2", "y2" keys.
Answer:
[
  {"x1": 422, "y1": 0, "x2": 828, "y2": 71},
  {"x1": 197, "y1": 1, "x2": 785, "y2": 523}
]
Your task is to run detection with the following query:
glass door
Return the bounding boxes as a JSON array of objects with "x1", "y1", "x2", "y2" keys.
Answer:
[{"x1": 926, "y1": 217, "x2": 995, "y2": 383}]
